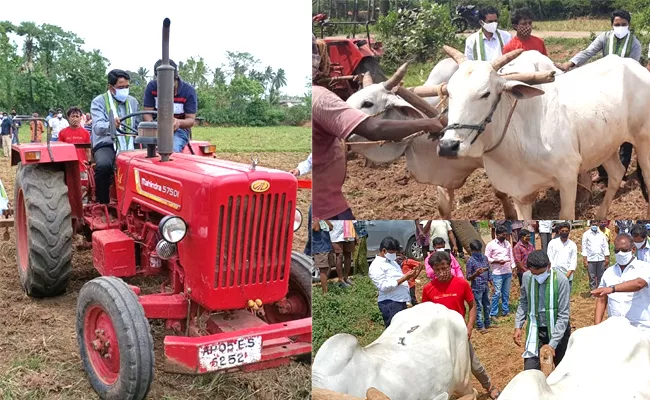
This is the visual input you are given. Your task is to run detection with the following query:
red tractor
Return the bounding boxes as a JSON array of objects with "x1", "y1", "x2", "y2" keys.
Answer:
[
  {"x1": 313, "y1": 12, "x2": 386, "y2": 100},
  {"x1": 9, "y1": 18, "x2": 311, "y2": 399}
]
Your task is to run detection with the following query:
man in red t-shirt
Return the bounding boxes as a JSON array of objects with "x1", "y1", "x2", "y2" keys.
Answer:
[
  {"x1": 502, "y1": 8, "x2": 548, "y2": 56},
  {"x1": 58, "y1": 106, "x2": 91, "y2": 171},
  {"x1": 422, "y1": 251, "x2": 501, "y2": 400}
]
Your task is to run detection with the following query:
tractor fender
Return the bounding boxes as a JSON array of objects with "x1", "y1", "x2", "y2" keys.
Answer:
[{"x1": 11, "y1": 142, "x2": 80, "y2": 166}]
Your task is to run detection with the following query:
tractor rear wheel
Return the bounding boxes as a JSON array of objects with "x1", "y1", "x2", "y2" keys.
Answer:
[
  {"x1": 14, "y1": 163, "x2": 73, "y2": 297},
  {"x1": 76, "y1": 276, "x2": 154, "y2": 400},
  {"x1": 264, "y1": 251, "x2": 312, "y2": 323}
]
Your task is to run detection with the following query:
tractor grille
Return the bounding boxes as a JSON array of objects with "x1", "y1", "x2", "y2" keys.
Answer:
[{"x1": 214, "y1": 193, "x2": 293, "y2": 288}]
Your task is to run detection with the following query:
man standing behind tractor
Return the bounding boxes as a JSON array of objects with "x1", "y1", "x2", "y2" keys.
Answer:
[
  {"x1": 1, "y1": 112, "x2": 11, "y2": 157},
  {"x1": 49, "y1": 108, "x2": 69, "y2": 141},
  {"x1": 90, "y1": 69, "x2": 140, "y2": 205},
  {"x1": 464, "y1": 6, "x2": 512, "y2": 62},
  {"x1": 143, "y1": 59, "x2": 197, "y2": 152},
  {"x1": 503, "y1": 8, "x2": 548, "y2": 56},
  {"x1": 29, "y1": 113, "x2": 45, "y2": 143}
]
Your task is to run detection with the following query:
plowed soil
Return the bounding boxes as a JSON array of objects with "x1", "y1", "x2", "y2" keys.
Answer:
[{"x1": 0, "y1": 152, "x2": 311, "y2": 400}]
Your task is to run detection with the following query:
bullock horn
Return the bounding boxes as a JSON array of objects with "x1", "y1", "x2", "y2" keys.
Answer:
[
  {"x1": 443, "y1": 45, "x2": 466, "y2": 65},
  {"x1": 383, "y1": 62, "x2": 409, "y2": 90},
  {"x1": 502, "y1": 70, "x2": 556, "y2": 85},
  {"x1": 362, "y1": 72, "x2": 374, "y2": 88},
  {"x1": 405, "y1": 83, "x2": 448, "y2": 98},
  {"x1": 491, "y1": 49, "x2": 525, "y2": 71},
  {"x1": 366, "y1": 388, "x2": 391, "y2": 400},
  {"x1": 395, "y1": 86, "x2": 439, "y2": 118}
]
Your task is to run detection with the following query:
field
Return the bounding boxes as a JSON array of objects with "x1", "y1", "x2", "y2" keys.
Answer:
[
  {"x1": 348, "y1": 37, "x2": 649, "y2": 220},
  {"x1": 312, "y1": 225, "x2": 605, "y2": 399},
  {"x1": 0, "y1": 126, "x2": 311, "y2": 399}
]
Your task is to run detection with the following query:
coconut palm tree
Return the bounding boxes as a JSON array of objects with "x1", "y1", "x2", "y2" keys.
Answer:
[
  {"x1": 269, "y1": 68, "x2": 287, "y2": 104},
  {"x1": 15, "y1": 22, "x2": 41, "y2": 109}
]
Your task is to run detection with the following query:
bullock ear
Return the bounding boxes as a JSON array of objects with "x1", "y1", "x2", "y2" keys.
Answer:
[{"x1": 502, "y1": 80, "x2": 545, "y2": 99}]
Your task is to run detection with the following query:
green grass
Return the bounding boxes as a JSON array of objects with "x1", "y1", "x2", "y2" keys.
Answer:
[
  {"x1": 533, "y1": 18, "x2": 610, "y2": 32},
  {"x1": 15, "y1": 126, "x2": 311, "y2": 153}
]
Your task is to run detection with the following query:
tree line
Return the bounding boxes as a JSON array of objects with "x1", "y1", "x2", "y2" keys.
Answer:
[{"x1": 0, "y1": 21, "x2": 311, "y2": 127}]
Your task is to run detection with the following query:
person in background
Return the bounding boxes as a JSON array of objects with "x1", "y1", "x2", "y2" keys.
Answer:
[
  {"x1": 10, "y1": 109, "x2": 20, "y2": 145},
  {"x1": 1, "y1": 112, "x2": 11, "y2": 157},
  {"x1": 29, "y1": 113, "x2": 44, "y2": 143},
  {"x1": 525, "y1": 220, "x2": 537, "y2": 249},
  {"x1": 415, "y1": 219, "x2": 432, "y2": 258},
  {"x1": 311, "y1": 33, "x2": 444, "y2": 221},
  {"x1": 289, "y1": 153, "x2": 312, "y2": 176},
  {"x1": 513, "y1": 229, "x2": 535, "y2": 286},
  {"x1": 425, "y1": 237, "x2": 464, "y2": 280},
  {"x1": 422, "y1": 251, "x2": 501, "y2": 400},
  {"x1": 369, "y1": 236, "x2": 420, "y2": 328},
  {"x1": 538, "y1": 220, "x2": 553, "y2": 253},
  {"x1": 79, "y1": 109, "x2": 87, "y2": 128},
  {"x1": 514, "y1": 250, "x2": 571, "y2": 371},
  {"x1": 485, "y1": 225, "x2": 515, "y2": 319},
  {"x1": 592, "y1": 234, "x2": 650, "y2": 338},
  {"x1": 429, "y1": 220, "x2": 458, "y2": 255},
  {"x1": 511, "y1": 220, "x2": 524, "y2": 247},
  {"x1": 465, "y1": 6, "x2": 512, "y2": 62},
  {"x1": 398, "y1": 253, "x2": 422, "y2": 307},
  {"x1": 353, "y1": 220, "x2": 369, "y2": 275},
  {"x1": 83, "y1": 112, "x2": 93, "y2": 132},
  {"x1": 44, "y1": 109, "x2": 54, "y2": 133},
  {"x1": 502, "y1": 7, "x2": 548, "y2": 56},
  {"x1": 582, "y1": 220, "x2": 611, "y2": 291},
  {"x1": 49, "y1": 108, "x2": 69, "y2": 141},
  {"x1": 631, "y1": 224, "x2": 650, "y2": 263},
  {"x1": 328, "y1": 220, "x2": 356, "y2": 287},
  {"x1": 599, "y1": 220, "x2": 612, "y2": 243},
  {"x1": 58, "y1": 107, "x2": 92, "y2": 169},
  {"x1": 547, "y1": 222, "x2": 578, "y2": 291},
  {"x1": 310, "y1": 208, "x2": 335, "y2": 295},
  {"x1": 466, "y1": 239, "x2": 493, "y2": 333}
]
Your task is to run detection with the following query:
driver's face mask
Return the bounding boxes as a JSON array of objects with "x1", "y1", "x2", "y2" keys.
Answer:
[{"x1": 112, "y1": 86, "x2": 130, "y2": 102}]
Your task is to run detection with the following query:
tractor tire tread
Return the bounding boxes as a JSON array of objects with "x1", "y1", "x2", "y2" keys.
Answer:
[
  {"x1": 15, "y1": 164, "x2": 73, "y2": 297},
  {"x1": 76, "y1": 276, "x2": 154, "y2": 400}
]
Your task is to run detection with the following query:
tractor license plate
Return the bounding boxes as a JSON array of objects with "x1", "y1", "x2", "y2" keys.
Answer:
[{"x1": 198, "y1": 335, "x2": 262, "y2": 371}]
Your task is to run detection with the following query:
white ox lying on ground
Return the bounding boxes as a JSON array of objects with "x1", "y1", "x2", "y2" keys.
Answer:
[
  {"x1": 434, "y1": 46, "x2": 650, "y2": 219},
  {"x1": 500, "y1": 316, "x2": 650, "y2": 400},
  {"x1": 345, "y1": 51, "x2": 573, "y2": 218},
  {"x1": 312, "y1": 302, "x2": 477, "y2": 400}
]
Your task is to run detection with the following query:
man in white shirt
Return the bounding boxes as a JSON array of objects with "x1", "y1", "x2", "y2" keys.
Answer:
[
  {"x1": 368, "y1": 236, "x2": 420, "y2": 328},
  {"x1": 631, "y1": 224, "x2": 650, "y2": 262},
  {"x1": 464, "y1": 6, "x2": 512, "y2": 62},
  {"x1": 547, "y1": 222, "x2": 578, "y2": 290},
  {"x1": 538, "y1": 220, "x2": 553, "y2": 253},
  {"x1": 592, "y1": 234, "x2": 650, "y2": 338},
  {"x1": 485, "y1": 225, "x2": 515, "y2": 318},
  {"x1": 582, "y1": 220, "x2": 611, "y2": 291},
  {"x1": 289, "y1": 153, "x2": 312, "y2": 176},
  {"x1": 49, "y1": 108, "x2": 69, "y2": 141},
  {"x1": 429, "y1": 220, "x2": 458, "y2": 255}
]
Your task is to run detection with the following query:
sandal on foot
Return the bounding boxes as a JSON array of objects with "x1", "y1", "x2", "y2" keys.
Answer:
[{"x1": 488, "y1": 385, "x2": 501, "y2": 399}]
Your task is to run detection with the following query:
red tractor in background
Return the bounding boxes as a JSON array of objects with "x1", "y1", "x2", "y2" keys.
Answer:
[
  {"x1": 312, "y1": 0, "x2": 386, "y2": 100},
  {"x1": 9, "y1": 18, "x2": 311, "y2": 400}
]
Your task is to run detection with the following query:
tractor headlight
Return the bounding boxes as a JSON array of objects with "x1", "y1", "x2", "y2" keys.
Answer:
[
  {"x1": 159, "y1": 216, "x2": 187, "y2": 243},
  {"x1": 293, "y1": 209, "x2": 302, "y2": 232}
]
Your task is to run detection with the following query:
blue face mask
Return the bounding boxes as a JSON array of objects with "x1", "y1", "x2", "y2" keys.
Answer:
[
  {"x1": 113, "y1": 87, "x2": 129, "y2": 102},
  {"x1": 591, "y1": 226, "x2": 598, "y2": 232}
]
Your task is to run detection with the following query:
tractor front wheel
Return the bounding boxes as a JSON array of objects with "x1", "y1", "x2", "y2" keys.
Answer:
[
  {"x1": 76, "y1": 276, "x2": 154, "y2": 400},
  {"x1": 264, "y1": 251, "x2": 312, "y2": 323},
  {"x1": 15, "y1": 164, "x2": 73, "y2": 297}
]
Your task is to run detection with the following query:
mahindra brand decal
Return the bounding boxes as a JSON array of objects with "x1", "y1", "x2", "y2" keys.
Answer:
[
  {"x1": 250, "y1": 180, "x2": 270, "y2": 193},
  {"x1": 116, "y1": 167, "x2": 125, "y2": 191},
  {"x1": 133, "y1": 169, "x2": 182, "y2": 210}
]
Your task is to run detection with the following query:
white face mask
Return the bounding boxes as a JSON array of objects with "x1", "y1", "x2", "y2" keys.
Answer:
[
  {"x1": 57, "y1": 113, "x2": 62, "y2": 118},
  {"x1": 534, "y1": 271, "x2": 549, "y2": 284},
  {"x1": 616, "y1": 251, "x2": 634, "y2": 266},
  {"x1": 384, "y1": 252, "x2": 397, "y2": 262},
  {"x1": 482, "y1": 21, "x2": 498, "y2": 33},
  {"x1": 634, "y1": 240, "x2": 646, "y2": 249},
  {"x1": 613, "y1": 25, "x2": 629, "y2": 39}
]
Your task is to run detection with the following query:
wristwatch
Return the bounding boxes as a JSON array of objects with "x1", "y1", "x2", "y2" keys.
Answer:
[{"x1": 610, "y1": 285, "x2": 616, "y2": 293}]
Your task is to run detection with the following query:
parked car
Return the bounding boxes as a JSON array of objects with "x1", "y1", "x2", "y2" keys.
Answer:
[{"x1": 366, "y1": 220, "x2": 425, "y2": 261}]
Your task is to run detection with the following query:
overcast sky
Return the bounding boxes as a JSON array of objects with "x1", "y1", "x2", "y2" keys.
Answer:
[{"x1": 4, "y1": 0, "x2": 311, "y2": 96}]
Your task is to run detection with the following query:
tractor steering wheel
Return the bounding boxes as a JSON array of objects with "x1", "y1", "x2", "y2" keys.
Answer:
[{"x1": 114, "y1": 110, "x2": 158, "y2": 135}]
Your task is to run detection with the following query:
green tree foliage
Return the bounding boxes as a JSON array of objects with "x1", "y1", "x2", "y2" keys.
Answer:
[{"x1": 0, "y1": 21, "x2": 310, "y2": 126}]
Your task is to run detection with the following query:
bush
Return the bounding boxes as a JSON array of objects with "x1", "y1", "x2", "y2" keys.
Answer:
[
  {"x1": 376, "y1": 1, "x2": 462, "y2": 71},
  {"x1": 283, "y1": 104, "x2": 311, "y2": 126}
]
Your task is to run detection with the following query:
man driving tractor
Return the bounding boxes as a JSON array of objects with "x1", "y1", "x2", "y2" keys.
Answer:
[
  {"x1": 90, "y1": 69, "x2": 141, "y2": 205},
  {"x1": 142, "y1": 59, "x2": 198, "y2": 152}
]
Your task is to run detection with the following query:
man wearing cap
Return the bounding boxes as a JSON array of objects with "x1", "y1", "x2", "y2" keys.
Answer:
[{"x1": 142, "y1": 59, "x2": 197, "y2": 152}]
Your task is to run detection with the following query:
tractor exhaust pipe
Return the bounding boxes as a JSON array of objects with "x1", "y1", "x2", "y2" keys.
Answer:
[{"x1": 157, "y1": 18, "x2": 174, "y2": 162}]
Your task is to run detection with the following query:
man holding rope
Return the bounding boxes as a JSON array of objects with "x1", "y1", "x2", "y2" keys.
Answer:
[{"x1": 311, "y1": 34, "x2": 444, "y2": 220}]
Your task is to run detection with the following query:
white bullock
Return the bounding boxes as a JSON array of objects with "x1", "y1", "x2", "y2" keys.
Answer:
[
  {"x1": 435, "y1": 46, "x2": 650, "y2": 219},
  {"x1": 312, "y1": 302, "x2": 477, "y2": 400},
  {"x1": 500, "y1": 316, "x2": 650, "y2": 399}
]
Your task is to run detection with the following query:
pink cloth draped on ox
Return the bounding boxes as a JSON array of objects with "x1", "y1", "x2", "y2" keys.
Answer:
[{"x1": 425, "y1": 251, "x2": 464, "y2": 280}]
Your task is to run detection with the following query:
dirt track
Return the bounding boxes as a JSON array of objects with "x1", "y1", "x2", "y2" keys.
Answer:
[
  {"x1": 343, "y1": 154, "x2": 647, "y2": 219},
  {"x1": 0, "y1": 153, "x2": 311, "y2": 399}
]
